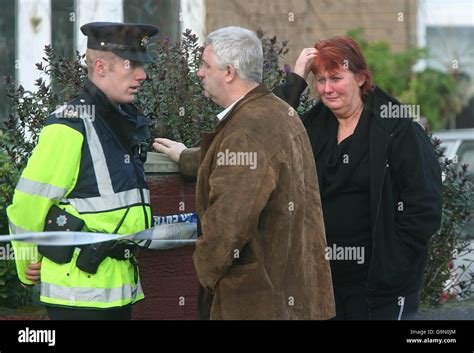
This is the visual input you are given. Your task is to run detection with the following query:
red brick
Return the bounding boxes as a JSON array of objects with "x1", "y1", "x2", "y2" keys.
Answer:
[{"x1": 136, "y1": 173, "x2": 199, "y2": 319}]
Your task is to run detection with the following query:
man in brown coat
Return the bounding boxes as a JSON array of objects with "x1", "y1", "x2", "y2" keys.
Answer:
[{"x1": 153, "y1": 26, "x2": 335, "y2": 320}]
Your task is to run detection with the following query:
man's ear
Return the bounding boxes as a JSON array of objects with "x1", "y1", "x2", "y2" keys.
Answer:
[
  {"x1": 94, "y1": 58, "x2": 107, "y2": 77},
  {"x1": 224, "y1": 64, "x2": 237, "y2": 83}
]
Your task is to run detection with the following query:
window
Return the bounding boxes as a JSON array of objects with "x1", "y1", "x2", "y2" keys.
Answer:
[
  {"x1": 458, "y1": 141, "x2": 474, "y2": 177},
  {"x1": 0, "y1": 0, "x2": 16, "y2": 126},
  {"x1": 51, "y1": 0, "x2": 75, "y2": 60},
  {"x1": 123, "y1": 0, "x2": 180, "y2": 42},
  {"x1": 426, "y1": 26, "x2": 474, "y2": 80}
]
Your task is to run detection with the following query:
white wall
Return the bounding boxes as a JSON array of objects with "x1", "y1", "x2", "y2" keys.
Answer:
[
  {"x1": 17, "y1": 0, "x2": 205, "y2": 89},
  {"x1": 17, "y1": 0, "x2": 51, "y2": 91},
  {"x1": 417, "y1": 0, "x2": 474, "y2": 48},
  {"x1": 180, "y1": 0, "x2": 206, "y2": 45},
  {"x1": 17, "y1": 0, "x2": 126, "y2": 90},
  {"x1": 415, "y1": 0, "x2": 474, "y2": 71},
  {"x1": 75, "y1": 0, "x2": 124, "y2": 56}
]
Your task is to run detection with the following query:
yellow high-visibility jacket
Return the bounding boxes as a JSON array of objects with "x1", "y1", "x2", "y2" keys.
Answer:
[{"x1": 7, "y1": 80, "x2": 152, "y2": 309}]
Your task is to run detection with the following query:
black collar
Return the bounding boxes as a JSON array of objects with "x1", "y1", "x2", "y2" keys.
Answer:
[{"x1": 83, "y1": 79, "x2": 138, "y2": 152}]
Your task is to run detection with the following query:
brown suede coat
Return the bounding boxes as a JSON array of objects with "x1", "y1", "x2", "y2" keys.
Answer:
[{"x1": 180, "y1": 85, "x2": 335, "y2": 320}]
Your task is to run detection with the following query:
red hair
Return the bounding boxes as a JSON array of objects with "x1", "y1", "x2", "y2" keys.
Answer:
[{"x1": 312, "y1": 36, "x2": 374, "y2": 96}]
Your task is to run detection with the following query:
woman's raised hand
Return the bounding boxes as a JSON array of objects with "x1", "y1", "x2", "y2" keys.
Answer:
[{"x1": 293, "y1": 48, "x2": 318, "y2": 81}]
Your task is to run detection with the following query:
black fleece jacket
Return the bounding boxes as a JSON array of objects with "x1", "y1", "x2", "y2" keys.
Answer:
[{"x1": 274, "y1": 73, "x2": 442, "y2": 304}]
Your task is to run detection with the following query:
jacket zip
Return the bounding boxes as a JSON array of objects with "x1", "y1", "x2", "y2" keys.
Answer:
[
  {"x1": 366, "y1": 132, "x2": 393, "y2": 310},
  {"x1": 130, "y1": 157, "x2": 150, "y2": 229},
  {"x1": 93, "y1": 111, "x2": 150, "y2": 230}
]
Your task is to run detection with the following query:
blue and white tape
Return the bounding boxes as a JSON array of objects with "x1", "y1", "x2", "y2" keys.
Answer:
[
  {"x1": 147, "y1": 213, "x2": 198, "y2": 249},
  {"x1": 153, "y1": 213, "x2": 198, "y2": 227},
  {"x1": 3, "y1": 214, "x2": 198, "y2": 251}
]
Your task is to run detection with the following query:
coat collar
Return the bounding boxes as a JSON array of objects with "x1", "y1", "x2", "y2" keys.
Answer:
[
  {"x1": 306, "y1": 86, "x2": 409, "y2": 158},
  {"x1": 82, "y1": 79, "x2": 149, "y2": 152},
  {"x1": 199, "y1": 84, "x2": 271, "y2": 159},
  {"x1": 214, "y1": 84, "x2": 271, "y2": 131}
]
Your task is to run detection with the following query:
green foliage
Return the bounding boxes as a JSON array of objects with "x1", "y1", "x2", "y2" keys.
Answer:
[
  {"x1": 0, "y1": 131, "x2": 19, "y2": 233},
  {"x1": 0, "y1": 132, "x2": 33, "y2": 307},
  {"x1": 421, "y1": 139, "x2": 474, "y2": 306},
  {"x1": 257, "y1": 29, "x2": 290, "y2": 89},
  {"x1": 138, "y1": 29, "x2": 291, "y2": 147},
  {"x1": 347, "y1": 28, "x2": 458, "y2": 130},
  {"x1": 2, "y1": 45, "x2": 86, "y2": 171},
  {"x1": 0, "y1": 131, "x2": 34, "y2": 308},
  {"x1": 138, "y1": 30, "x2": 219, "y2": 147},
  {"x1": 0, "y1": 248, "x2": 33, "y2": 307},
  {"x1": 398, "y1": 69, "x2": 457, "y2": 130}
]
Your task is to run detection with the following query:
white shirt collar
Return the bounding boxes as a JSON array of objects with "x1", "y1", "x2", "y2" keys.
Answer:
[{"x1": 216, "y1": 96, "x2": 244, "y2": 120}]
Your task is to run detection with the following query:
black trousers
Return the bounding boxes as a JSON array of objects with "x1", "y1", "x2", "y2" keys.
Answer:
[
  {"x1": 45, "y1": 304, "x2": 132, "y2": 320},
  {"x1": 333, "y1": 282, "x2": 419, "y2": 320}
]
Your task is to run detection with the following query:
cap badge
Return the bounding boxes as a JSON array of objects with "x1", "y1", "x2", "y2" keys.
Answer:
[{"x1": 141, "y1": 36, "x2": 150, "y2": 47}]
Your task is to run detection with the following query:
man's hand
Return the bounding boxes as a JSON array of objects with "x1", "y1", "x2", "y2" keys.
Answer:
[
  {"x1": 153, "y1": 138, "x2": 187, "y2": 163},
  {"x1": 293, "y1": 48, "x2": 318, "y2": 81},
  {"x1": 22, "y1": 262, "x2": 41, "y2": 287}
]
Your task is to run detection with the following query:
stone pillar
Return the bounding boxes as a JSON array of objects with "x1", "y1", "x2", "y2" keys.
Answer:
[{"x1": 133, "y1": 152, "x2": 199, "y2": 320}]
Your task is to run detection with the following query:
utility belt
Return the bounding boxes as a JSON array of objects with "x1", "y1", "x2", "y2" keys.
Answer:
[
  {"x1": 39, "y1": 242, "x2": 137, "y2": 275},
  {"x1": 38, "y1": 205, "x2": 137, "y2": 274}
]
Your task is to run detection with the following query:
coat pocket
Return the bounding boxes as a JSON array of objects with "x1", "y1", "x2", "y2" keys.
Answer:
[
  {"x1": 369, "y1": 235, "x2": 417, "y2": 293},
  {"x1": 215, "y1": 262, "x2": 276, "y2": 319}
]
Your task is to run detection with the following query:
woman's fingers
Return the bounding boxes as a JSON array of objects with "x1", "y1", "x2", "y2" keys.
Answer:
[{"x1": 294, "y1": 48, "x2": 318, "y2": 80}]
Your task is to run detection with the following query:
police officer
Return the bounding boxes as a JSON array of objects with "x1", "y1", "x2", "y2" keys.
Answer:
[{"x1": 7, "y1": 22, "x2": 159, "y2": 320}]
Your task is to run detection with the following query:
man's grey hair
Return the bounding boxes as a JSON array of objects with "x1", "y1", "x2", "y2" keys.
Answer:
[{"x1": 205, "y1": 26, "x2": 263, "y2": 83}]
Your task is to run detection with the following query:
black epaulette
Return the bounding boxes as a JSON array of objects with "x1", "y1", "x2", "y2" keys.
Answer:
[{"x1": 45, "y1": 95, "x2": 89, "y2": 133}]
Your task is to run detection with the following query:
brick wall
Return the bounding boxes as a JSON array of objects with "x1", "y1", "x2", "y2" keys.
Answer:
[
  {"x1": 133, "y1": 154, "x2": 199, "y2": 320},
  {"x1": 205, "y1": 0, "x2": 417, "y2": 71}
]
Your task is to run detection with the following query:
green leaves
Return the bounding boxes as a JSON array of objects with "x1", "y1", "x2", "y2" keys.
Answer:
[
  {"x1": 421, "y1": 141, "x2": 474, "y2": 306},
  {"x1": 258, "y1": 30, "x2": 290, "y2": 90},
  {"x1": 0, "y1": 251, "x2": 32, "y2": 307},
  {"x1": 348, "y1": 28, "x2": 458, "y2": 130},
  {"x1": 138, "y1": 31, "x2": 218, "y2": 147},
  {"x1": 137, "y1": 29, "x2": 291, "y2": 148}
]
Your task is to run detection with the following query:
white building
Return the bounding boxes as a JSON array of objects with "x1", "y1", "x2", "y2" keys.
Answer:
[{"x1": 0, "y1": 0, "x2": 205, "y2": 123}]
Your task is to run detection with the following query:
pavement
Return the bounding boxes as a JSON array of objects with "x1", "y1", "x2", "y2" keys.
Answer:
[
  {"x1": 417, "y1": 298, "x2": 474, "y2": 320},
  {"x1": 1, "y1": 298, "x2": 474, "y2": 320}
]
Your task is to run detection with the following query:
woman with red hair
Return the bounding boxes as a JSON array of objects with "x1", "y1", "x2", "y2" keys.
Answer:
[{"x1": 274, "y1": 36, "x2": 442, "y2": 320}]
